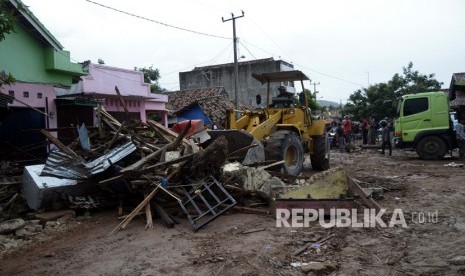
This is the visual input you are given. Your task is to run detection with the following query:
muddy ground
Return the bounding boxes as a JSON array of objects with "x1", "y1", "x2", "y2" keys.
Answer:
[{"x1": 1, "y1": 146, "x2": 465, "y2": 276}]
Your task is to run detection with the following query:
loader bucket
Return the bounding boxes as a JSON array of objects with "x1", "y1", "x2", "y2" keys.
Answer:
[{"x1": 208, "y1": 130, "x2": 265, "y2": 165}]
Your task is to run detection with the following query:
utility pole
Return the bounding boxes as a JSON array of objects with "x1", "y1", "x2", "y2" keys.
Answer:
[
  {"x1": 310, "y1": 81, "x2": 320, "y2": 98},
  {"x1": 222, "y1": 11, "x2": 244, "y2": 112}
]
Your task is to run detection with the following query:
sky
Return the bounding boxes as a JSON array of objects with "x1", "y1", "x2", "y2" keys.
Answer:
[{"x1": 23, "y1": 0, "x2": 465, "y2": 103}]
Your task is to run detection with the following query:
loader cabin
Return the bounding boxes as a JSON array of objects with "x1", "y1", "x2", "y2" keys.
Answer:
[{"x1": 252, "y1": 70, "x2": 311, "y2": 108}]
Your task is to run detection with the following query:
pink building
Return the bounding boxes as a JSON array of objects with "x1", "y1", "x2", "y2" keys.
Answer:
[{"x1": 56, "y1": 62, "x2": 168, "y2": 143}]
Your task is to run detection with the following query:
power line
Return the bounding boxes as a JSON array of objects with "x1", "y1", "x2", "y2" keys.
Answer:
[
  {"x1": 239, "y1": 40, "x2": 257, "y2": 60},
  {"x1": 22, "y1": 14, "x2": 235, "y2": 90},
  {"x1": 161, "y1": 41, "x2": 233, "y2": 77},
  {"x1": 83, "y1": 0, "x2": 230, "y2": 40},
  {"x1": 242, "y1": 20, "x2": 364, "y2": 88},
  {"x1": 295, "y1": 63, "x2": 364, "y2": 87},
  {"x1": 241, "y1": 38, "x2": 276, "y2": 57},
  {"x1": 25, "y1": 1, "x2": 363, "y2": 89}
]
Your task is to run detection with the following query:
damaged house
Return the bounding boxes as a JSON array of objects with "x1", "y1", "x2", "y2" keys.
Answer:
[
  {"x1": 0, "y1": 0, "x2": 85, "y2": 159},
  {"x1": 166, "y1": 87, "x2": 252, "y2": 128},
  {"x1": 55, "y1": 62, "x2": 169, "y2": 144},
  {"x1": 0, "y1": 0, "x2": 169, "y2": 154}
]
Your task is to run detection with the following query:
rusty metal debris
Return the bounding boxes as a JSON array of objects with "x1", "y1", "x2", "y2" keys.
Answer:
[{"x1": 179, "y1": 175, "x2": 237, "y2": 231}]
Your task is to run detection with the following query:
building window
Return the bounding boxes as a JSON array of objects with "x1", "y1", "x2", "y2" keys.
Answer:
[
  {"x1": 8, "y1": 90, "x2": 14, "y2": 97},
  {"x1": 23, "y1": 91, "x2": 29, "y2": 98},
  {"x1": 37, "y1": 92, "x2": 43, "y2": 99}
]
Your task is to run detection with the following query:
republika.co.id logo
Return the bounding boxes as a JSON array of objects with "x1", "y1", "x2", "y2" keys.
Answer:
[{"x1": 276, "y1": 208, "x2": 418, "y2": 228}]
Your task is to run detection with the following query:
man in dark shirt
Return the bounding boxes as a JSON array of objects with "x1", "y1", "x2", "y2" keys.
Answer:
[{"x1": 336, "y1": 123, "x2": 345, "y2": 152}]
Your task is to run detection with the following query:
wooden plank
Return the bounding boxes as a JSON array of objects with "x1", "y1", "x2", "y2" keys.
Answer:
[
  {"x1": 241, "y1": 227, "x2": 266, "y2": 234},
  {"x1": 349, "y1": 177, "x2": 382, "y2": 212},
  {"x1": 11, "y1": 96, "x2": 50, "y2": 117},
  {"x1": 120, "y1": 121, "x2": 191, "y2": 173},
  {"x1": 141, "y1": 153, "x2": 194, "y2": 172},
  {"x1": 99, "y1": 107, "x2": 122, "y2": 127},
  {"x1": 145, "y1": 200, "x2": 153, "y2": 229},
  {"x1": 147, "y1": 120, "x2": 192, "y2": 148},
  {"x1": 108, "y1": 184, "x2": 160, "y2": 235},
  {"x1": 227, "y1": 144, "x2": 258, "y2": 158},
  {"x1": 104, "y1": 121, "x2": 126, "y2": 153},
  {"x1": 261, "y1": 160, "x2": 285, "y2": 170},
  {"x1": 232, "y1": 206, "x2": 270, "y2": 215},
  {"x1": 115, "y1": 86, "x2": 129, "y2": 114},
  {"x1": 153, "y1": 201, "x2": 175, "y2": 228},
  {"x1": 40, "y1": 129, "x2": 81, "y2": 160}
]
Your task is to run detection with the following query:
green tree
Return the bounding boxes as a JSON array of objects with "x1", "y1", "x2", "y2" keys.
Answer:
[
  {"x1": 342, "y1": 62, "x2": 442, "y2": 120},
  {"x1": 136, "y1": 65, "x2": 165, "y2": 93},
  {"x1": 0, "y1": 0, "x2": 17, "y2": 87},
  {"x1": 299, "y1": 88, "x2": 321, "y2": 111}
]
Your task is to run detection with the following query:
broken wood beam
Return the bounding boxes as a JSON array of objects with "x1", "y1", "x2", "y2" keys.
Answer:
[
  {"x1": 261, "y1": 160, "x2": 285, "y2": 170},
  {"x1": 232, "y1": 206, "x2": 270, "y2": 215},
  {"x1": 115, "y1": 86, "x2": 129, "y2": 114},
  {"x1": 99, "y1": 107, "x2": 122, "y2": 127},
  {"x1": 152, "y1": 201, "x2": 175, "y2": 228},
  {"x1": 241, "y1": 227, "x2": 266, "y2": 234},
  {"x1": 141, "y1": 153, "x2": 195, "y2": 172},
  {"x1": 145, "y1": 199, "x2": 153, "y2": 229},
  {"x1": 40, "y1": 129, "x2": 82, "y2": 160},
  {"x1": 120, "y1": 120, "x2": 191, "y2": 173},
  {"x1": 147, "y1": 119, "x2": 193, "y2": 148},
  {"x1": 108, "y1": 184, "x2": 160, "y2": 235},
  {"x1": 104, "y1": 121, "x2": 126, "y2": 153},
  {"x1": 349, "y1": 177, "x2": 382, "y2": 212},
  {"x1": 117, "y1": 211, "x2": 145, "y2": 220},
  {"x1": 227, "y1": 143, "x2": 258, "y2": 158}
]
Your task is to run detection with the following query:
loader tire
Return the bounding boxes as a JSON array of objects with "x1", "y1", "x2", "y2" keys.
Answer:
[
  {"x1": 265, "y1": 130, "x2": 304, "y2": 175},
  {"x1": 310, "y1": 135, "x2": 330, "y2": 171}
]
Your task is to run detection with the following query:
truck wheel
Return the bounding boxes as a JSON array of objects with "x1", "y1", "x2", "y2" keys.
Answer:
[
  {"x1": 311, "y1": 135, "x2": 330, "y2": 171},
  {"x1": 415, "y1": 136, "x2": 447, "y2": 160},
  {"x1": 265, "y1": 130, "x2": 304, "y2": 175}
]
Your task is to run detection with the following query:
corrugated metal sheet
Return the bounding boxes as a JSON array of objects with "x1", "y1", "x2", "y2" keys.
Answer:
[{"x1": 41, "y1": 140, "x2": 136, "y2": 179}]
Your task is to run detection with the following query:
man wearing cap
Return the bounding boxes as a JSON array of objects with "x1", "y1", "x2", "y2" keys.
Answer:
[
  {"x1": 271, "y1": 85, "x2": 294, "y2": 107},
  {"x1": 277, "y1": 85, "x2": 291, "y2": 98}
]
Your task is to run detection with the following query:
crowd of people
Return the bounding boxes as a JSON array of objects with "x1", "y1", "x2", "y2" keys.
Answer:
[
  {"x1": 326, "y1": 114, "x2": 465, "y2": 161},
  {"x1": 327, "y1": 115, "x2": 394, "y2": 155}
]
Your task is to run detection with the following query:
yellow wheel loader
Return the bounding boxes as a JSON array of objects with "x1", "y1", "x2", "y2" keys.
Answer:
[{"x1": 209, "y1": 70, "x2": 330, "y2": 175}]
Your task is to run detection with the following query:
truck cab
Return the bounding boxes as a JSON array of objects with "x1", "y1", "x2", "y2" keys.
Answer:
[{"x1": 394, "y1": 92, "x2": 457, "y2": 159}]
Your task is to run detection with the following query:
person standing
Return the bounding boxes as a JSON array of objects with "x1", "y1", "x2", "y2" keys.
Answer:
[
  {"x1": 342, "y1": 115, "x2": 352, "y2": 145},
  {"x1": 336, "y1": 122, "x2": 345, "y2": 152},
  {"x1": 369, "y1": 117, "x2": 377, "y2": 144},
  {"x1": 380, "y1": 120, "x2": 392, "y2": 155},
  {"x1": 361, "y1": 118, "x2": 369, "y2": 145},
  {"x1": 456, "y1": 117, "x2": 465, "y2": 161}
]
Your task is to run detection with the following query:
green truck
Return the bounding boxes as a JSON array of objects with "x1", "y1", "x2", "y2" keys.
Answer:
[{"x1": 394, "y1": 91, "x2": 458, "y2": 159}]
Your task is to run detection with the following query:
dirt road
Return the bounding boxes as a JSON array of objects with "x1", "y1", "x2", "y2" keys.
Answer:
[{"x1": 1, "y1": 147, "x2": 465, "y2": 275}]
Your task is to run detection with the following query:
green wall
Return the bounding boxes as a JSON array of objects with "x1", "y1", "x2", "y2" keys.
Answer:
[{"x1": 0, "y1": 22, "x2": 83, "y2": 87}]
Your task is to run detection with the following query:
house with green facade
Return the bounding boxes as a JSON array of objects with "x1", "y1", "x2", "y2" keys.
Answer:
[{"x1": 0, "y1": 0, "x2": 84, "y2": 158}]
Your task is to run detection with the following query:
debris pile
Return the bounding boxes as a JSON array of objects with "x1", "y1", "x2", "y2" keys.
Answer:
[{"x1": 14, "y1": 107, "x2": 275, "y2": 234}]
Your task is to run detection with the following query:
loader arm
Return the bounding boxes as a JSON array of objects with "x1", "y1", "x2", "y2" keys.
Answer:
[{"x1": 248, "y1": 111, "x2": 282, "y2": 141}]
